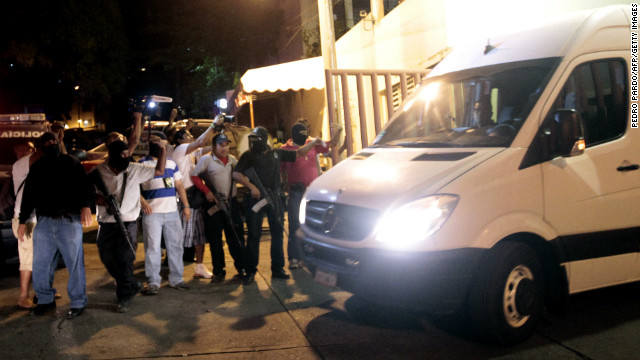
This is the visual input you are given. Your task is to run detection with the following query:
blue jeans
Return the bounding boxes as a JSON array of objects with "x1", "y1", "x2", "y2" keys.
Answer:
[
  {"x1": 142, "y1": 211, "x2": 184, "y2": 286},
  {"x1": 32, "y1": 216, "x2": 87, "y2": 308}
]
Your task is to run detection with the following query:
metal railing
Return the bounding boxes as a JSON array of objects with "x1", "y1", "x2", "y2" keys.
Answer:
[{"x1": 325, "y1": 69, "x2": 430, "y2": 162}]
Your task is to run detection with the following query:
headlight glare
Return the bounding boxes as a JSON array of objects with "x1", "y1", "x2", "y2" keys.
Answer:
[
  {"x1": 299, "y1": 193, "x2": 307, "y2": 225},
  {"x1": 375, "y1": 195, "x2": 458, "y2": 247}
]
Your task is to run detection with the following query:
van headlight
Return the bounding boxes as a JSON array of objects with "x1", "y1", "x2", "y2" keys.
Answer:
[
  {"x1": 299, "y1": 193, "x2": 307, "y2": 225},
  {"x1": 375, "y1": 195, "x2": 458, "y2": 247}
]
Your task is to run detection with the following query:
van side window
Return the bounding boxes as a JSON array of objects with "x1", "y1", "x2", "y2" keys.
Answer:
[{"x1": 549, "y1": 59, "x2": 627, "y2": 146}]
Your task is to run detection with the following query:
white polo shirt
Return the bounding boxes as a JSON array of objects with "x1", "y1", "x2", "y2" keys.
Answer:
[
  {"x1": 191, "y1": 154, "x2": 237, "y2": 200},
  {"x1": 94, "y1": 161, "x2": 157, "y2": 222},
  {"x1": 172, "y1": 144, "x2": 206, "y2": 189}
]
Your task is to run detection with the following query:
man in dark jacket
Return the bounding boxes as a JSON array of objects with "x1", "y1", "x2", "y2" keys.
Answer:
[{"x1": 18, "y1": 132, "x2": 95, "y2": 319}]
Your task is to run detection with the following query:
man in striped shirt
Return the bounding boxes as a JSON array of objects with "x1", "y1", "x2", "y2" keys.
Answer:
[{"x1": 139, "y1": 138, "x2": 191, "y2": 295}]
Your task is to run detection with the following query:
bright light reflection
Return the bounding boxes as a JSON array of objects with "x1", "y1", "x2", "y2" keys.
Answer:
[
  {"x1": 402, "y1": 98, "x2": 415, "y2": 113},
  {"x1": 352, "y1": 162, "x2": 398, "y2": 182},
  {"x1": 419, "y1": 82, "x2": 441, "y2": 102}
]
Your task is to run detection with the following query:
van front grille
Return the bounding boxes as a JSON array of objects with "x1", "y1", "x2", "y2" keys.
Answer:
[{"x1": 304, "y1": 201, "x2": 379, "y2": 241}]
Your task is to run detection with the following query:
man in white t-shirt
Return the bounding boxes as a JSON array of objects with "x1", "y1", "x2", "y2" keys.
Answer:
[
  {"x1": 91, "y1": 138, "x2": 166, "y2": 313},
  {"x1": 139, "y1": 140, "x2": 191, "y2": 294},
  {"x1": 11, "y1": 141, "x2": 38, "y2": 309},
  {"x1": 171, "y1": 119, "x2": 219, "y2": 279}
]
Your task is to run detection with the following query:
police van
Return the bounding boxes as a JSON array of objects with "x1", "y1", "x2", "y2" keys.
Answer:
[
  {"x1": 297, "y1": 5, "x2": 637, "y2": 345},
  {"x1": 0, "y1": 114, "x2": 50, "y2": 270}
]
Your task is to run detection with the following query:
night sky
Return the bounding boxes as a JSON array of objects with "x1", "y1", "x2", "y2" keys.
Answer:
[{"x1": 0, "y1": 0, "x2": 284, "y2": 123}]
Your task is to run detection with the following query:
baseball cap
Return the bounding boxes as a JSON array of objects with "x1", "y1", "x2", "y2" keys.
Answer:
[{"x1": 215, "y1": 133, "x2": 231, "y2": 145}]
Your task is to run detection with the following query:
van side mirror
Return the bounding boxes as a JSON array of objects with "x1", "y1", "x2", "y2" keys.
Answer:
[{"x1": 553, "y1": 109, "x2": 585, "y2": 157}]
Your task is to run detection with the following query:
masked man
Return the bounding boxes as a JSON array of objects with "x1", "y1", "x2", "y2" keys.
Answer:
[
  {"x1": 91, "y1": 138, "x2": 166, "y2": 313},
  {"x1": 19, "y1": 132, "x2": 94, "y2": 319},
  {"x1": 232, "y1": 126, "x2": 321, "y2": 285},
  {"x1": 139, "y1": 139, "x2": 191, "y2": 295},
  {"x1": 281, "y1": 120, "x2": 342, "y2": 269}
]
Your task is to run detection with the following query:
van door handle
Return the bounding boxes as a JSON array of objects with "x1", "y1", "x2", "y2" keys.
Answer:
[{"x1": 617, "y1": 164, "x2": 640, "y2": 172}]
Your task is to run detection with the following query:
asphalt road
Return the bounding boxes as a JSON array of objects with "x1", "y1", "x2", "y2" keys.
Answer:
[{"x1": 0, "y1": 227, "x2": 639, "y2": 359}]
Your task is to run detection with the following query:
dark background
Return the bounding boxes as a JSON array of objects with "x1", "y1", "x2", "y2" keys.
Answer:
[{"x1": 0, "y1": 0, "x2": 285, "y2": 130}]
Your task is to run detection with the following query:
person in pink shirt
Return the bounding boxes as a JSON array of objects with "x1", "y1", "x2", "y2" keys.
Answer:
[{"x1": 281, "y1": 120, "x2": 342, "y2": 269}]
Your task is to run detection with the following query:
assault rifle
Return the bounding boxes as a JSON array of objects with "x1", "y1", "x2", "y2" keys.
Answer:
[
  {"x1": 199, "y1": 173, "x2": 243, "y2": 246},
  {"x1": 244, "y1": 167, "x2": 282, "y2": 222},
  {"x1": 88, "y1": 170, "x2": 134, "y2": 252}
]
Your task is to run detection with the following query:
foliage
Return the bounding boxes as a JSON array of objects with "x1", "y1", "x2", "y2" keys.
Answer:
[
  {"x1": 181, "y1": 57, "x2": 237, "y2": 118},
  {"x1": 133, "y1": 0, "x2": 283, "y2": 116}
]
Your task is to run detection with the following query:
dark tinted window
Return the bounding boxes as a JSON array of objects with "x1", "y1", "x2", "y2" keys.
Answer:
[{"x1": 549, "y1": 59, "x2": 627, "y2": 146}]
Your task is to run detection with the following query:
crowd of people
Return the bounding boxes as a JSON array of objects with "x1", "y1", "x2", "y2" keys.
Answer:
[{"x1": 11, "y1": 111, "x2": 342, "y2": 318}]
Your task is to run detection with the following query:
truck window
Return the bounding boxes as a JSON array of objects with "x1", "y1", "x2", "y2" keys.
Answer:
[{"x1": 549, "y1": 59, "x2": 627, "y2": 146}]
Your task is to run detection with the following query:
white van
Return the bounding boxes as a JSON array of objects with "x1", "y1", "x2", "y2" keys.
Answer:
[{"x1": 297, "y1": 5, "x2": 637, "y2": 345}]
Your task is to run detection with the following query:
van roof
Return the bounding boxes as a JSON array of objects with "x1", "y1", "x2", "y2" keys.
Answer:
[{"x1": 429, "y1": 5, "x2": 630, "y2": 77}]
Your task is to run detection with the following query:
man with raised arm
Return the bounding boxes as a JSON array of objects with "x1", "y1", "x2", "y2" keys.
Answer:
[{"x1": 91, "y1": 135, "x2": 166, "y2": 313}]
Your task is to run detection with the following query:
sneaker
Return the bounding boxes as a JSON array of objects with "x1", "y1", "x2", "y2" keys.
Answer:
[
  {"x1": 169, "y1": 281, "x2": 190, "y2": 290},
  {"x1": 142, "y1": 284, "x2": 159, "y2": 296},
  {"x1": 66, "y1": 307, "x2": 84, "y2": 320},
  {"x1": 29, "y1": 301, "x2": 56, "y2": 316},
  {"x1": 210, "y1": 273, "x2": 225, "y2": 284},
  {"x1": 193, "y1": 264, "x2": 213, "y2": 279},
  {"x1": 272, "y1": 270, "x2": 291, "y2": 280},
  {"x1": 243, "y1": 273, "x2": 256, "y2": 285},
  {"x1": 288, "y1": 259, "x2": 300, "y2": 270}
]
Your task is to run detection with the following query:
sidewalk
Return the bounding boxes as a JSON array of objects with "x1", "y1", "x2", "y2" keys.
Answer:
[{"x1": 0, "y1": 227, "x2": 339, "y2": 359}]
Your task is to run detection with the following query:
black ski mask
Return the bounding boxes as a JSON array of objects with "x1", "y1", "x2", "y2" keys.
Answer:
[
  {"x1": 148, "y1": 140, "x2": 164, "y2": 158},
  {"x1": 291, "y1": 123, "x2": 308, "y2": 145},
  {"x1": 249, "y1": 126, "x2": 269, "y2": 153},
  {"x1": 38, "y1": 132, "x2": 60, "y2": 158},
  {"x1": 43, "y1": 144, "x2": 61, "y2": 158},
  {"x1": 108, "y1": 140, "x2": 130, "y2": 172}
]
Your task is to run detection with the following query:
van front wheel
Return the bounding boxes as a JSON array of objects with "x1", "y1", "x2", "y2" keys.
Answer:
[{"x1": 468, "y1": 241, "x2": 544, "y2": 346}]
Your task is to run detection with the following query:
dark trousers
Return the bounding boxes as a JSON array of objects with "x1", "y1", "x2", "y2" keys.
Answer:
[
  {"x1": 245, "y1": 198, "x2": 284, "y2": 274},
  {"x1": 229, "y1": 197, "x2": 245, "y2": 244},
  {"x1": 97, "y1": 222, "x2": 139, "y2": 301},
  {"x1": 203, "y1": 205, "x2": 246, "y2": 276},
  {"x1": 287, "y1": 187, "x2": 305, "y2": 261}
]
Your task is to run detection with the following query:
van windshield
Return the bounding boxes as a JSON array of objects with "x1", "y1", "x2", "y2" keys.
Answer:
[{"x1": 372, "y1": 58, "x2": 560, "y2": 148}]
